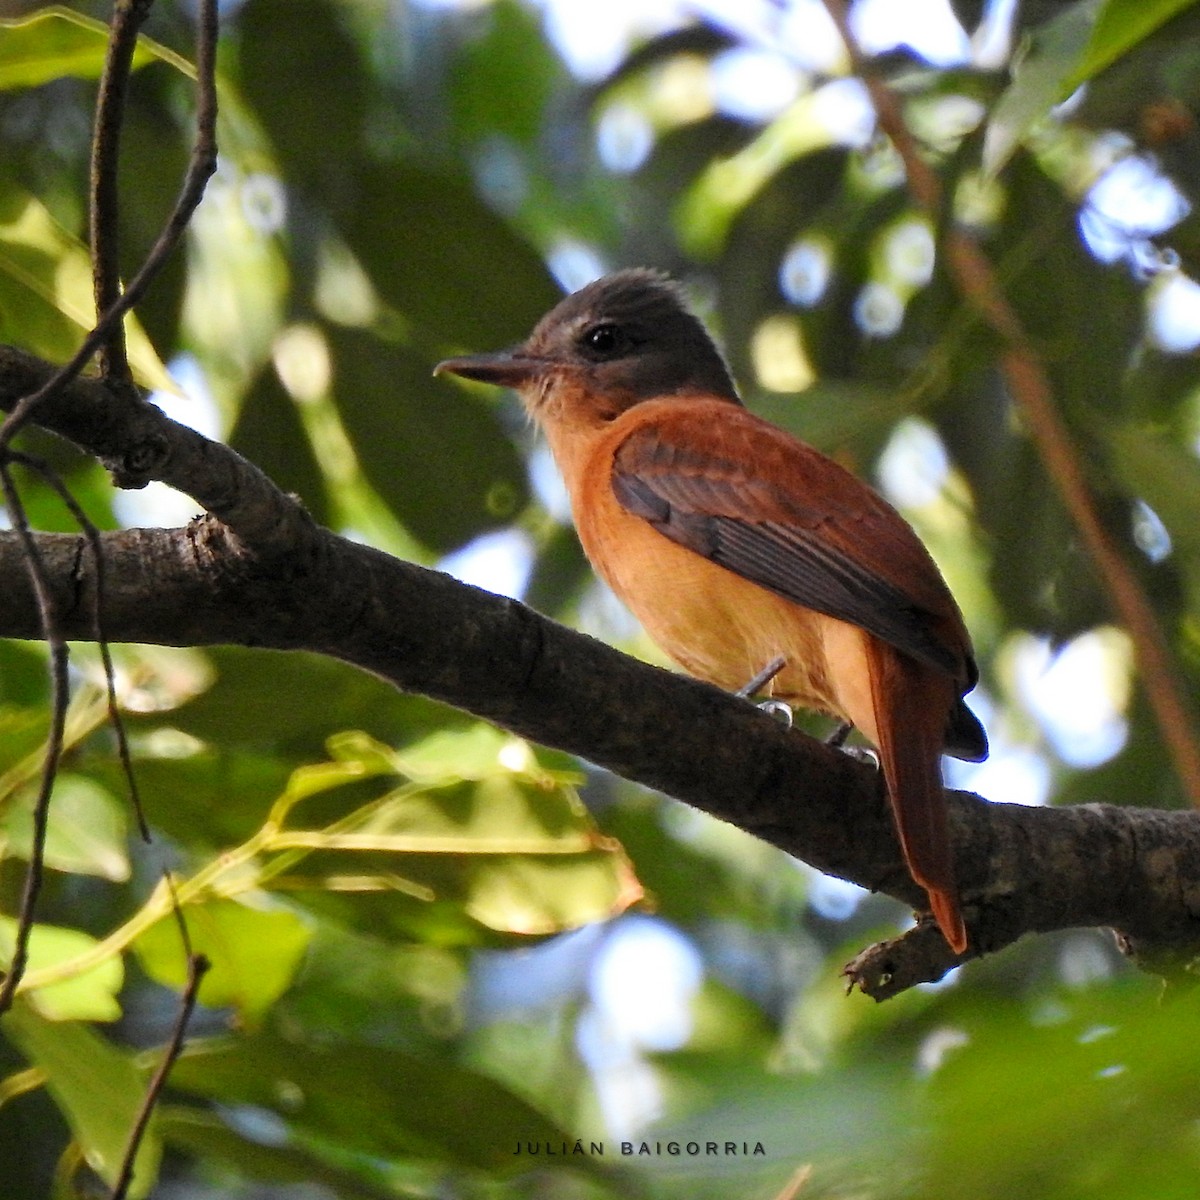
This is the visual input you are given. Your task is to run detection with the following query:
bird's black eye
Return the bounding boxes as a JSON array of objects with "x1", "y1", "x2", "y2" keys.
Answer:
[{"x1": 581, "y1": 322, "x2": 625, "y2": 357}]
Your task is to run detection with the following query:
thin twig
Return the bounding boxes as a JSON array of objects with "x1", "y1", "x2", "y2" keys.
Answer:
[
  {"x1": 820, "y1": 0, "x2": 1200, "y2": 807},
  {"x1": 0, "y1": 0, "x2": 219, "y2": 449},
  {"x1": 108, "y1": 884, "x2": 209, "y2": 1200},
  {"x1": 7, "y1": 451, "x2": 147, "y2": 840},
  {"x1": 90, "y1": 0, "x2": 156, "y2": 383},
  {"x1": 0, "y1": 462, "x2": 70, "y2": 1013}
]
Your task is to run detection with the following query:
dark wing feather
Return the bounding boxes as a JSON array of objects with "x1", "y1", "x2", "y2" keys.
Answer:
[{"x1": 611, "y1": 410, "x2": 969, "y2": 680}]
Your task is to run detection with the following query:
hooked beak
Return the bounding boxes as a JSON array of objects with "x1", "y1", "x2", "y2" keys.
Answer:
[{"x1": 433, "y1": 350, "x2": 547, "y2": 389}]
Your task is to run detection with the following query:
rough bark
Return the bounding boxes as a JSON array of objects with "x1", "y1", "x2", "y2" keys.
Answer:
[{"x1": 3, "y1": 344, "x2": 1199, "y2": 999}]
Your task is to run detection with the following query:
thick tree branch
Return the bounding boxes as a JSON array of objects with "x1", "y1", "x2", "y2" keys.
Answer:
[
  {"x1": 3, "y1": 343, "x2": 1200, "y2": 999},
  {"x1": 0, "y1": 346, "x2": 311, "y2": 550}
]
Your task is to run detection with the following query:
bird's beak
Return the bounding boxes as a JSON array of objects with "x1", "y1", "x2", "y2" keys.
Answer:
[{"x1": 433, "y1": 350, "x2": 547, "y2": 389}]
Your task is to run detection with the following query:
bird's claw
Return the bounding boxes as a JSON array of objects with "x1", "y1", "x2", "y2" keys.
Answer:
[
  {"x1": 839, "y1": 744, "x2": 880, "y2": 769},
  {"x1": 756, "y1": 698, "x2": 793, "y2": 728}
]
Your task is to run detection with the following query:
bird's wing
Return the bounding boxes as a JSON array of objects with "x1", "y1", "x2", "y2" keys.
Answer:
[{"x1": 610, "y1": 401, "x2": 973, "y2": 682}]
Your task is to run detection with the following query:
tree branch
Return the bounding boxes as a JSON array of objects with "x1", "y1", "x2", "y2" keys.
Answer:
[
  {"x1": 3, "y1": 344, "x2": 1200, "y2": 999},
  {"x1": 819, "y1": 0, "x2": 1200, "y2": 808},
  {"x1": 90, "y1": 0, "x2": 156, "y2": 383}
]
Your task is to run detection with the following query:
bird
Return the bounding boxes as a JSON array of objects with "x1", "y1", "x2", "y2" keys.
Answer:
[{"x1": 435, "y1": 268, "x2": 987, "y2": 953}]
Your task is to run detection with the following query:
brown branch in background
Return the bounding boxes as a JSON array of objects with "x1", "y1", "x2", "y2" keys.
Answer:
[
  {"x1": 0, "y1": 463, "x2": 70, "y2": 1014},
  {"x1": 0, "y1": 0, "x2": 218, "y2": 449},
  {"x1": 90, "y1": 0, "x2": 156, "y2": 383},
  {"x1": 109, "y1": 891, "x2": 210, "y2": 1200},
  {"x1": 821, "y1": 0, "x2": 1200, "y2": 808}
]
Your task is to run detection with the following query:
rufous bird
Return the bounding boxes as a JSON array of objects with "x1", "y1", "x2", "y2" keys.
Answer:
[{"x1": 436, "y1": 269, "x2": 986, "y2": 953}]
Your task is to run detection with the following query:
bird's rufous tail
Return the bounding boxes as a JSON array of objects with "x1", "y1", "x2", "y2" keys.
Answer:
[{"x1": 864, "y1": 638, "x2": 968, "y2": 954}]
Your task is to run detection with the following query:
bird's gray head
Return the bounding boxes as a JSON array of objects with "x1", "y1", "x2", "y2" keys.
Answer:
[{"x1": 435, "y1": 269, "x2": 741, "y2": 424}]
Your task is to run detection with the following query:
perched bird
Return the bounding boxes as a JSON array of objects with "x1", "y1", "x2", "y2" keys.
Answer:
[{"x1": 436, "y1": 269, "x2": 986, "y2": 952}]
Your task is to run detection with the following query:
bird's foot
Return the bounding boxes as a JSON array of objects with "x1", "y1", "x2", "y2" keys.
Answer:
[
  {"x1": 824, "y1": 722, "x2": 878, "y2": 767},
  {"x1": 840, "y1": 744, "x2": 880, "y2": 769},
  {"x1": 735, "y1": 655, "x2": 787, "y2": 699},
  {"x1": 756, "y1": 699, "x2": 793, "y2": 728},
  {"x1": 735, "y1": 657, "x2": 793, "y2": 729},
  {"x1": 826, "y1": 721, "x2": 853, "y2": 748}
]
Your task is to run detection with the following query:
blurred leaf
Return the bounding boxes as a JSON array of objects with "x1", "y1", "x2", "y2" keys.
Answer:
[
  {"x1": 752, "y1": 380, "x2": 907, "y2": 456},
  {"x1": 523, "y1": 521, "x2": 592, "y2": 618},
  {"x1": 590, "y1": 24, "x2": 735, "y2": 98},
  {"x1": 8, "y1": 447, "x2": 118, "y2": 533},
  {"x1": 339, "y1": 159, "x2": 560, "y2": 350},
  {"x1": 134, "y1": 900, "x2": 311, "y2": 1025},
  {"x1": 158, "y1": 1107, "x2": 400, "y2": 1200},
  {"x1": 940, "y1": 154, "x2": 1143, "y2": 636},
  {"x1": 389, "y1": 723, "x2": 577, "y2": 783},
  {"x1": 265, "y1": 732, "x2": 642, "y2": 937},
  {"x1": 0, "y1": 919, "x2": 123, "y2": 1022},
  {"x1": 90, "y1": 749, "x2": 293, "y2": 850},
  {"x1": 926, "y1": 984, "x2": 1200, "y2": 1199},
  {"x1": 167, "y1": 1032, "x2": 603, "y2": 1176},
  {"x1": 716, "y1": 145, "x2": 851, "y2": 379},
  {"x1": 180, "y1": 171, "x2": 290, "y2": 410},
  {"x1": 235, "y1": 0, "x2": 370, "y2": 192},
  {"x1": 449, "y1": 1, "x2": 557, "y2": 148},
  {"x1": 983, "y1": 2, "x2": 1096, "y2": 175},
  {"x1": 1106, "y1": 423, "x2": 1200, "y2": 562},
  {"x1": 4, "y1": 772, "x2": 128, "y2": 881},
  {"x1": 0, "y1": 7, "x2": 157, "y2": 90},
  {"x1": 2, "y1": 1000, "x2": 159, "y2": 1196},
  {"x1": 1069, "y1": 0, "x2": 1200, "y2": 90},
  {"x1": 229, "y1": 361, "x2": 331, "y2": 526},
  {"x1": 0, "y1": 639, "x2": 51, "y2": 708},
  {"x1": 677, "y1": 86, "x2": 847, "y2": 258},
  {"x1": 113, "y1": 79, "x2": 193, "y2": 357},
  {"x1": 327, "y1": 323, "x2": 529, "y2": 551},
  {"x1": 161, "y1": 647, "x2": 459, "y2": 753},
  {"x1": 942, "y1": 378, "x2": 1103, "y2": 636},
  {"x1": 648, "y1": 1048, "x2": 907, "y2": 1195},
  {"x1": 0, "y1": 183, "x2": 172, "y2": 391}
]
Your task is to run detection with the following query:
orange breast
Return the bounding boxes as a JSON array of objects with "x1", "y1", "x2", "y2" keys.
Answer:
[{"x1": 546, "y1": 411, "x2": 869, "y2": 726}]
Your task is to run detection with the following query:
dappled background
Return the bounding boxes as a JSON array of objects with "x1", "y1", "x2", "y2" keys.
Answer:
[{"x1": 3, "y1": 0, "x2": 1200, "y2": 1196}]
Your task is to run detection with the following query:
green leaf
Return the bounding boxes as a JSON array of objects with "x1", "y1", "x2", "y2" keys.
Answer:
[
  {"x1": 134, "y1": 901, "x2": 311, "y2": 1025},
  {"x1": 751, "y1": 380, "x2": 909, "y2": 456},
  {"x1": 158, "y1": 1107, "x2": 401, "y2": 1200},
  {"x1": 926, "y1": 985, "x2": 1200, "y2": 1199},
  {"x1": 337, "y1": 161, "x2": 561, "y2": 352},
  {"x1": 235, "y1": 0, "x2": 370, "y2": 191},
  {"x1": 229, "y1": 360, "x2": 331, "y2": 526},
  {"x1": 326, "y1": 323, "x2": 530, "y2": 552},
  {"x1": 0, "y1": 918, "x2": 123, "y2": 1022},
  {"x1": 160, "y1": 646, "x2": 457, "y2": 754},
  {"x1": 1106, "y1": 424, "x2": 1200, "y2": 561},
  {"x1": 1068, "y1": 0, "x2": 1200, "y2": 90},
  {"x1": 677, "y1": 86, "x2": 845, "y2": 258},
  {"x1": 0, "y1": 184, "x2": 173, "y2": 391},
  {"x1": 4, "y1": 772, "x2": 129, "y2": 881},
  {"x1": 389, "y1": 724, "x2": 556, "y2": 783},
  {"x1": 448, "y1": 1, "x2": 558, "y2": 149},
  {"x1": 982, "y1": 2, "x2": 1099, "y2": 175},
  {"x1": 2, "y1": 1000, "x2": 160, "y2": 1196},
  {"x1": 264, "y1": 736, "x2": 642, "y2": 938},
  {"x1": 167, "y1": 1032, "x2": 602, "y2": 1176},
  {"x1": 0, "y1": 6, "x2": 156, "y2": 90}
]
